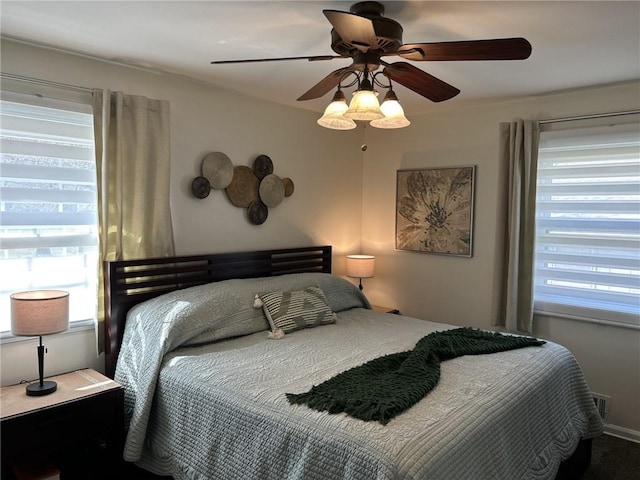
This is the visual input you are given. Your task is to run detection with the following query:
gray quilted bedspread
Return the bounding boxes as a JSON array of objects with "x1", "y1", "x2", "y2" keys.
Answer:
[{"x1": 115, "y1": 273, "x2": 603, "y2": 480}]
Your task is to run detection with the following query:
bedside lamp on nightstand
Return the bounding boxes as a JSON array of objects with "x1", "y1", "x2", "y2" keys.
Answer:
[
  {"x1": 346, "y1": 254, "x2": 375, "y2": 291},
  {"x1": 10, "y1": 290, "x2": 69, "y2": 396}
]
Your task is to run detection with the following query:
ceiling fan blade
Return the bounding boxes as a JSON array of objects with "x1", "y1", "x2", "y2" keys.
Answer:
[
  {"x1": 211, "y1": 55, "x2": 345, "y2": 65},
  {"x1": 297, "y1": 66, "x2": 357, "y2": 101},
  {"x1": 323, "y1": 10, "x2": 378, "y2": 53},
  {"x1": 397, "y1": 38, "x2": 532, "y2": 61},
  {"x1": 383, "y1": 62, "x2": 460, "y2": 103}
]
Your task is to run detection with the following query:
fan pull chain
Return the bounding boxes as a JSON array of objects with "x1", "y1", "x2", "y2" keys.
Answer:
[{"x1": 361, "y1": 123, "x2": 368, "y2": 152}]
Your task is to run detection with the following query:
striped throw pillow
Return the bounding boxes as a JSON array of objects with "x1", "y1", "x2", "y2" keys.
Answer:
[{"x1": 260, "y1": 286, "x2": 336, "y2": 333}]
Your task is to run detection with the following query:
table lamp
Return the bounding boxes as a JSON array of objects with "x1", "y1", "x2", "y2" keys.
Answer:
[
  {"x1": 10, "y1": 290, "x2": 69, "y2": 396},
  {"x1": 346, "y1": 255, "x2": 375, "y2": 291}
]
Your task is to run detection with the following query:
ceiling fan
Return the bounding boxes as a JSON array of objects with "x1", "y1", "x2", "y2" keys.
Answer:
[{"x1": 211, "y1": 1, "x2": 532, "y2": 104}]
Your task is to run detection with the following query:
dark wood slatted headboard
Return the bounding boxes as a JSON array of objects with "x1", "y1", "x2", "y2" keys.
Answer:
[{"x1": 104, "y1": 245, "x2": 332, "y2": 378}]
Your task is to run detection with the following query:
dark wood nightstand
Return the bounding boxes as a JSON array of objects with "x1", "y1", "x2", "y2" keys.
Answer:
[
  {"x1": 372, "y1": 305, "x2": 401, "y2": 315},
  {"x1": 1, "y1": 368, "x2": 124, "y2": 480}
]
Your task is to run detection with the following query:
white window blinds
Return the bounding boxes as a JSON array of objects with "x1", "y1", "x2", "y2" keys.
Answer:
[
  {"x1": 534, "y1": 119, "x2": 640, "y2": 327},
  {"x1": 0, "y1": 92, "x2": 98, "y2": 333}
]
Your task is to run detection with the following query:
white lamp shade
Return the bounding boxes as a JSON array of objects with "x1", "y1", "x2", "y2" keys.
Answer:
[
  {"x1": 344, "y1": 90, "x2": 384, "y2": 120},
  {"x1": 11, "y1": 290, "x2": 69, "y2": 336},
  {"x1": 346, "y1": 255, "x2": 375, "y2": 278},
  {"x1": 317, "y1": 100, "x2": 357, "y2": 130},
  {"x1": 370, "y1": 98, "x2": 411, "y2": 129}
]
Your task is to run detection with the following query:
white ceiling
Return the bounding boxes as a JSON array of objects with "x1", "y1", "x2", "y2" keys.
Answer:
[{"x1": 1, "y1": 1, "x2": 639, "y2": 115}]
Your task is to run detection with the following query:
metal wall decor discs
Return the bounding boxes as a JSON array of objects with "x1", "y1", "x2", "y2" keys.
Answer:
[
  {"x1": 253, "y1": 154, "x2": 274, "y2": 180},
  {"x1": 191, "y1": 176, "x2": 211, "y2": 199},
  {"x1": 192, "y1": 150, "x2": 294, "y2": 225},
  {"x1": 282, "y1": 177, "x2": 295, "y2": 197},
  {"x1": 202, "y1": 152, "x2": 234, "y2": 189},
  {"x1": 225, "y1": 165, "x2": 259, "y2": 207},
  {"x1": 259, "y1": 174, "x2": 285, "y2": 208},
  {"x1": 247, "y1": 200, "x2": 268, "y2": 225}
]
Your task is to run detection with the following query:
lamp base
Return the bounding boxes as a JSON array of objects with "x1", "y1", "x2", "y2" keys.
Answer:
[{"x1": 26, "y1": 380, "x2": 57, "y2": 396}]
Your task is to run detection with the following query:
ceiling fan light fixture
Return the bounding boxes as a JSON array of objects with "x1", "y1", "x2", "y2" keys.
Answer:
[
  {"x1": 317, "y1": 109, "x2": 357, "y2": 130},
  {"x1": 370, "y1": 89, "x2": 411, "y2": 129},
  {"x1": 317, "y1": 114, "x2": 357, "y2": 130},
  {"x1": 317, "y1": 89, "x2": 357, "y2": 130},
  {"x1": 344, "y1": 73, "x2": 384, "y2": 120},
  {"x1": 344, "y1": 89, "x2": 383, "y2": 120}
]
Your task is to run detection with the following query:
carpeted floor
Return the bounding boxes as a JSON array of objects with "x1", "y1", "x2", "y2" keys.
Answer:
[{"x1": 583, "y1": 434, "x2": 640, "y2": 480}]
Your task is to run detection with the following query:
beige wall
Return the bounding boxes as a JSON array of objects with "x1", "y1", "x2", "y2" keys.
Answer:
[
  {"x1": 0, "y1": 39, "x2": 364, "y2": 383},
  {"x1": 1, "y1": 39, "x2": 638, "y2": 439},
  {"x1": 360, "y1": 82, "x2": 640, "y2": 439}
]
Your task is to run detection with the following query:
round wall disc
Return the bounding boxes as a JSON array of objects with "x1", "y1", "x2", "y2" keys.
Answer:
[
  {"x1": 253, "y1": 154, "x2": 274, "y2": 180},
  {"x1": 202, "y1": 152, "x2": 234, "y2": 189},
  {"x1": 247, "y1": 200, "x2": 268, "y2": 225},
  {"x1": 282, "y1": 177, "x2": 295, "y2": 197},
  {"x1": 225, "y1": 165, "x2": 259, "y2": 207},
  {"x1": 259, "y1": 174, "x2": 285, "y2": 208},
  {"x1": 191, "y1": 176, "x2": 211, "y2": 199}
]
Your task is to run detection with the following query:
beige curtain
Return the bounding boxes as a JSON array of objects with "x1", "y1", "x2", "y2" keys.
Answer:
[
  {"x1": 496, "y1": 120, "x2": 540, "y2": 333},
  {"x1": 92, "y1": 90, "x2": 175, "y2": 353}
]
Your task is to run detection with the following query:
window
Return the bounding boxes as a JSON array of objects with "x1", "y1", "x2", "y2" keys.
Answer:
[
  {"x1": 0, "y1": 91, "x2": 98, "y2": 335},
  {"x1": 534, "y1": 118, "x2": 640, "y2": 327}
]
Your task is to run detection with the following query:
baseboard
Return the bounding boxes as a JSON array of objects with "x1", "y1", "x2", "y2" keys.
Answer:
[{"x1": 603, "y1": 424, "x2": 640, "y2": 443}]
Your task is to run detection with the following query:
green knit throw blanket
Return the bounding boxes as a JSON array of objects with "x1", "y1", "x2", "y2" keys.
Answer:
[{"x1": 286, "y1": 327, "x2": 545, "y2": 424}]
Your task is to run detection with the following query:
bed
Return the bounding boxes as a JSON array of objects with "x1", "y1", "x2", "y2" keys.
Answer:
[{"x1": 105, "y1": 245, "x2": 603, "y2": 480}]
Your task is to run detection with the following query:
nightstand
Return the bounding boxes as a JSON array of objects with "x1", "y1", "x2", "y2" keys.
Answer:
[
  {"x1": 1, "y1": 368, "x2": 124, "y2": 480},
  {"x1": 372, "y1": 305, "x2": 401, "y2": 315}
]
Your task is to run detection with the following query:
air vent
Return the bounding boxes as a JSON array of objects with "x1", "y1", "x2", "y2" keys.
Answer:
[{"x1": 592, "y1": 393, "x2": 611, "y2": 421}]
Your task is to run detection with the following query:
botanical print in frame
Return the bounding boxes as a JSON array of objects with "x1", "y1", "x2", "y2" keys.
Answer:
[{"x1": 396, "y1": 166, "x2": 475, "y2": 256}]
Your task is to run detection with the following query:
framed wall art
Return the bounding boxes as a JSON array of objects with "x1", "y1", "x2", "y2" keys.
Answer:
[{"x1": 396, "y1": 166, "x2": 476, "y2": 257}]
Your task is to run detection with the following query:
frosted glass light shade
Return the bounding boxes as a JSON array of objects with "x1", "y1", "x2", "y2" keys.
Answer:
[
  {"x1": 344, "y1": 90, "x2": 383, "y2": 120},
  {"x1": 346, "y1": 255, "x2": 375, "y2": 278},
  {"x1": 370, "y1": 99, "x2": 411, "y2": 129},
  {"x1": 11, "y1": 290, "x2": 69, "y2": 336},
  {"x1": 317, "y1": 100, "x2": 357, "y2": 130},
  {"x1": 370, "y1": 89, "x2": 411, "y2": 129}
]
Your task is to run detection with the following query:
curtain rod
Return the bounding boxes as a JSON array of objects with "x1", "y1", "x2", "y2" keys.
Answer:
[
  {"x1": 540, "y1": 109, "x2": 640, "y2": 125},
  {"x1": 0, "y1": 72, "x2": 93, "y2": 94}
]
